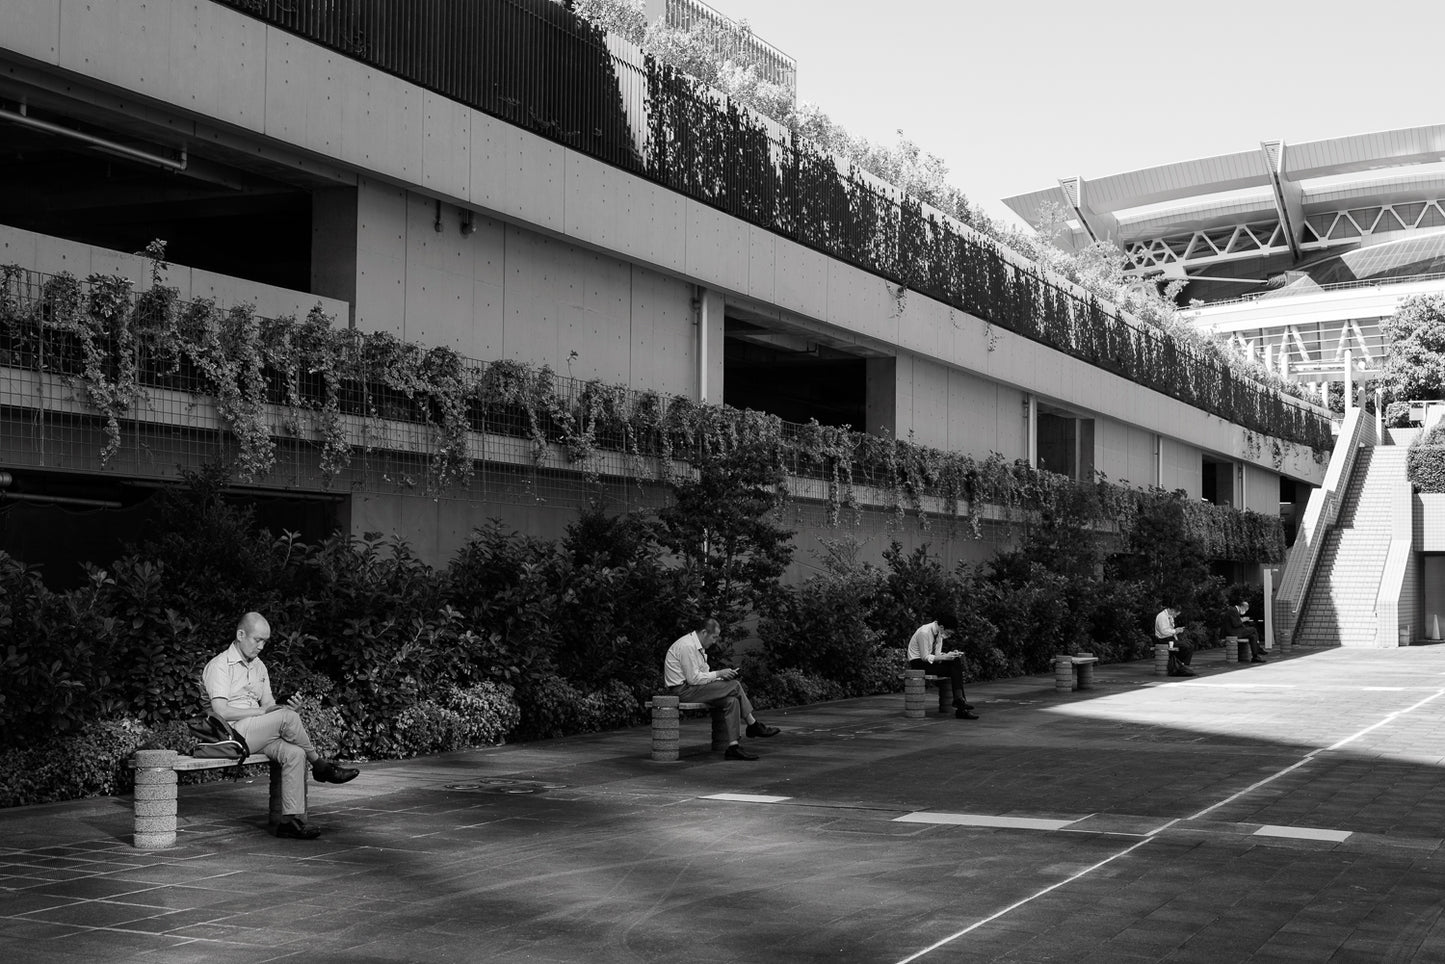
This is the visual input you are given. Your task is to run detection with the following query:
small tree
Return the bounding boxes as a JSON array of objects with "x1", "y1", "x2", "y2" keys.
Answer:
[
  {"x1": 1383, "y1": 293, "x2": 1445, "y2": 403},
  {"x1": 657, "y1": 435, "x2": 794, "y2": 641}
]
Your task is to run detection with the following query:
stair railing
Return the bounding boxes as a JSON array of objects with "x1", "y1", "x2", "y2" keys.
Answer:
[{"x1": 1274, "y1": 407, "x2": 1378, "y2": 647}]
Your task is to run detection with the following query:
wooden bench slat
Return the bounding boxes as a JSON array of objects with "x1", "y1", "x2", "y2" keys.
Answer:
[
  {"x1": 129, "y1": 753, "x2": 269, "y2": 771},
  {"x1": 644, "y1": 700, "x2": 711, "y2": 711}
]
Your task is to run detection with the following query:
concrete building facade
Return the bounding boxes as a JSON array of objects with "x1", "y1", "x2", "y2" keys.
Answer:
[{"x1": 0, "y1": 0, "x2": 1326, "y2": 578}]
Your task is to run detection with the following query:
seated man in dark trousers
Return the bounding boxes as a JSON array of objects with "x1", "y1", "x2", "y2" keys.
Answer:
[
  {"x1": 907, "y1": 614, "x2": 978, "y2": 719},
  {"x1": 662, "y1": 617, "x2": 779, "y2": 761},
  {"x1": 1225, "y1": 600, "x2": 1268, "y2": 663},
  {"x1": 1154, "y1": 603, "x2": 1195, "y2": 677}
]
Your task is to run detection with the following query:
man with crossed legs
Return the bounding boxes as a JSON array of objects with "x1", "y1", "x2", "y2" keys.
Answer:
[
  {"x1": 663, "y1": 617, "x2": 779, "y2": 761},
  {"x1": 203, "y1": 612, "x2": 359, "y2": 839}
]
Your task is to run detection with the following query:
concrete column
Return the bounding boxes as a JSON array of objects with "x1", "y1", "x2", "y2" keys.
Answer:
[
  {"x1": 864, "y1": 357, "x2": 897, "y2": 437},
  {"x1": 697, "y1": 287, "x2": 725, "y2": 404},
  {"x1": 311, "y1": 187, "x2": 359, "y2": 327}
]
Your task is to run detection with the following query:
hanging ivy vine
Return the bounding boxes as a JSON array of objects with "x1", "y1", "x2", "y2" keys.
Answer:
[{"x1": 0, "y1": 262, "x2": 1293, "y2": 561}]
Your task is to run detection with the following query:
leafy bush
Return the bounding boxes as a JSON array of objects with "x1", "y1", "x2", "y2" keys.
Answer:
[
  {"x1": 393, "y1": 701, "x2": 468, "y2": 757},
  {"x1": 1408, "y1": 420, "x2": 1445, "y2": 492},
  {"x1": 445, "y1": 682, "x2": 522, "y2": 747},
  {"x1": 739, "y1": 659, "x2": 842, "y2": 711},
  {"x1": 0, "y1": 718, "x2": 149, "y2": 808}
]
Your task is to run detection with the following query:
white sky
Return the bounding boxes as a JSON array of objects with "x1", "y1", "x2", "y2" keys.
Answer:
[{"x1": 713, "y1": 0, "x2": 1444, "y2": 229}]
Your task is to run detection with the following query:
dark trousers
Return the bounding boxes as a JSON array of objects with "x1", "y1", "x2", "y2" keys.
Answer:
[
  {"x1": 1158, "y1": 636, "x2": 1193, "y2": 672},
  {"x1": 1235, "y1": 627, "x2": 1264, "y2": 661},
  {"x1": 909, "y1": 658, "x2": 967, "y2": 704}
]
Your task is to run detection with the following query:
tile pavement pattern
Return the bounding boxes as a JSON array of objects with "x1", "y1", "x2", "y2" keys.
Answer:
[{"x1": 6, "y1": 646, "x2": 1445, "y2": 962}]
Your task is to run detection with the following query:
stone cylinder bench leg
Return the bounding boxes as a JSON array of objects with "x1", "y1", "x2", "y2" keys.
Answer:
[
  {"x1": 1054, "y1": 656, "x2": 1075, "y2": 692},
  {"x1": 1154, "y1": 644, "x2": 1172, "y2": 675},
  {"x1": 904, "y1": 670, "x2": 926, "y2": 718},
  {"x1": 133, "y1": 749, "x2": 179, "y2": 849},
  {"x1": 650, "y1": 696, "x2": 681, "y2": 761},
  {"x1": 1222, "y1": 637, "x2": 1240, "y2": 663}
]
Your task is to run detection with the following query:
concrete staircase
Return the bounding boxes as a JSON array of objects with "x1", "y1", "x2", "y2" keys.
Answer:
[{"x1": 1294, "y1": 445, "x2": 1410, "y2": 647}]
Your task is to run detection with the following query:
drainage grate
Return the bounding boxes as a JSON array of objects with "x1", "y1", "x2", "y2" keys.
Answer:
[{"x1": 442, "y1": 778, "x2": 569, "y2": 794}]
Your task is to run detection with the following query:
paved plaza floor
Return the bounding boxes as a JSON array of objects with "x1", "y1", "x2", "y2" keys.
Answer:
[{"x1": 5, "y1": 645, "x2": 1445, "y2": 963}]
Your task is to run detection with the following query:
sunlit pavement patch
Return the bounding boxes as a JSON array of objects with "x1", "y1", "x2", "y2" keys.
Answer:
[
  {"x1": 893, "y1": 812, "x2": 1077, "y2": 831},
  {"x1": 1253, "y1": 824, "x2": 1352, "y2": 842},
  {"x1": 702, "y1": 793, "x2": 791, "y2": 803}
]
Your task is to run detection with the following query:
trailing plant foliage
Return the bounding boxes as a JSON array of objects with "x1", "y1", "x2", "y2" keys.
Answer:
[{"x1": 2, "y1": 263, "x2": 1320, "y2": 545}]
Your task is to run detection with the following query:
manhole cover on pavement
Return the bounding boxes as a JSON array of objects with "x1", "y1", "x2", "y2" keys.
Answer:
[{"x1": 443, "y1": 778, "x2": 569, "y2": 794}]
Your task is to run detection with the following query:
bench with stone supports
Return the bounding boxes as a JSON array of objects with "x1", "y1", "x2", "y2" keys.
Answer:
[
  {"x1": 901, "y1": 670, "x2": 959, "y2": 718},
  {"x1": 645, "y1": 697, "x2": 732, "y2": 761},
  {"x1": 129, "y1": 749, "x2": 296, "y2": 849},
  {"x1": 1053, "y1": 654, "x2": 1099, "y2": 692}
]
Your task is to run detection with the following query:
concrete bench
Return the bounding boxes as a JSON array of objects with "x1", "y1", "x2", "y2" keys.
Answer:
[
  {"x1": 901, "y1": 670, "x2": 958, "y2": 718},
  {"x1": 645, "y1": 697, "x2": 730, "y2": 761},
  {"x1": 1053, "y1": 654, "x2": 1099, "y2": 692},
  {"x1": 130, "y1": 749, "x2": 294, "y2": 848}
]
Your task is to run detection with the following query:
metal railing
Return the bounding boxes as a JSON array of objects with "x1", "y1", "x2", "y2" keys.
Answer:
[
  {"x1": 203, "y1": 0, "x2": 1330, "y2": 452},
  {"x1": 1196, "y1": 269, "x2": 1445, "y2": 310}
]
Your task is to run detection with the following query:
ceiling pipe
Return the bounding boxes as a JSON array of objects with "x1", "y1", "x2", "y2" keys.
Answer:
[
  {"x1": 0, "y1": 491, "x2": 123, "y2": 509},
  {"x1": 1, "y1": 102, "x2": 188, "y2": 172}
]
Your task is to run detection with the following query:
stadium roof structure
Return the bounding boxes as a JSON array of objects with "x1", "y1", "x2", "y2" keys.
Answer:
[{"x1": 1003, "y1": 124, "x2": 1445, "y2": 304}]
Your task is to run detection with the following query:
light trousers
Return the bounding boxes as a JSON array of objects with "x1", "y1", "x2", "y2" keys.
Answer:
[
  {"x1": 668, "y1": 679, "x2": 754, "y2": 744},
  {"x1": 235, "y1": 708, "x2": 316, "y2": 817}
]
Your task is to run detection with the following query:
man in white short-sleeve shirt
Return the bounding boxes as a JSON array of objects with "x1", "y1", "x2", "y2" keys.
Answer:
[
  {"x1": 203, "y1": 612, "x2": 360, "y2": 839},
  {"x1": 663, "y1": 617, "x2": 779, "y2": 761}
]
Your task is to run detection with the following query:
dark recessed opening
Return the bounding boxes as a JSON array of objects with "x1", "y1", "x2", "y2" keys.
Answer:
[
  {"x1": 723, "y1": 320, "x2": 866, "y2": 429},
  {"x1": 0, "y1": 106, "x2": 314, "y2": 292},
  {"x1": 0, "y1": 470, "x2": 341, "y2": 589}
]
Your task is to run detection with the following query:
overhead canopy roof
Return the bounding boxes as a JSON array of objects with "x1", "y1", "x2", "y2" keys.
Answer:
[{"x1": 1004, "y1": 124, "x2": 1445, "y2": 261}]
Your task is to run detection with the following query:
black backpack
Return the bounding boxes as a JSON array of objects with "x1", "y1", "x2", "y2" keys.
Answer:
[{"x1": 187, "y1": 714, "x2": 252, "y2": 780}]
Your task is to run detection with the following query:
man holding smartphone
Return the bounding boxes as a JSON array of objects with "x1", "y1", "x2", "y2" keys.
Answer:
[
  {"x1": 907, "y1": 614, "x2": 978, "y2": 719},
  {"x1": 203, "y1": 611, "x2": 360, "y2": 839},
  {"x1": 662, "y1": 617, "x2": 779, "y2": 761}
]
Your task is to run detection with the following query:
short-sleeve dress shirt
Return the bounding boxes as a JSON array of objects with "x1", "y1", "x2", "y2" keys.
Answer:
[
  {"x1": 202, "y1": 643, "x2": 273, "y2": 710},
  {"x1": 907, "y1": 622, "x2": 944, "y2": 662},
  {"x1": 663, "y1": 631, "x2": 719, "y2": 687},
  {"x1": 1154, "y1": 609, "x2": 1178, "y2": 641}
]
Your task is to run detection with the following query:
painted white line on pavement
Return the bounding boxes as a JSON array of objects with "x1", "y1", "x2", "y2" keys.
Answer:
[
  {"x1": 892, "y1": 832, "x2": 1166, "y2": 964},
  {"x1": 1254, "y1": 825, "x2": 1351, "y2": 842},
  {"x1": 897, "y1": 686, "x2": 1445, "y2": 964},
  {"x1": 700, "y1": 793, "x2": 790, "y2": 803},
  {"x1": 893, "y1": 812, "x2": 1075, "y2": 831},
  {"x1": 1203, "y1": 683, "x2": 1295, "y2": 689}
]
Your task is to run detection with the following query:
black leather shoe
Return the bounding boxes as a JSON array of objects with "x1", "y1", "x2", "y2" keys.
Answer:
[
  {"x1": 312, "y1": 759, "x2": 360, "y2": 784},
  {"x1": 745, "y1": 721, "x2": 780, "y2": 738},
  {"x1": 275, "y1": 817, "x2": 321, "y2": 840},
  {"x1": 1252, "y1": 657, "x2": 1268, "y2": 664},
  {"x1": 955, "y1": 708, "x2": 979, "y2": 720},
  {"x1": 724, "y1": 745, "x2": 759, "y2": 761},
  {"x1": 952, "y1": 699, "x2": 975, "y2": 710}
]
